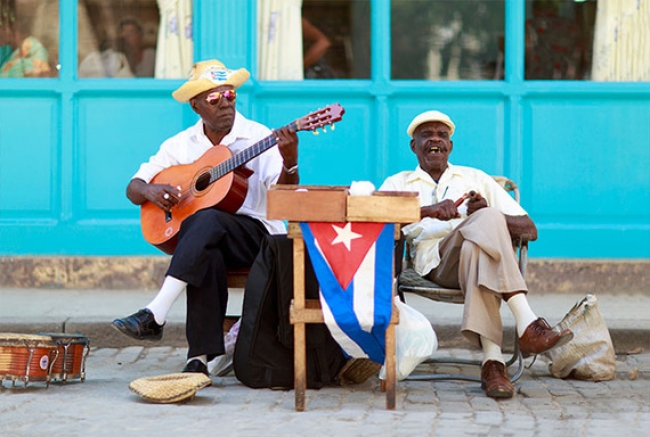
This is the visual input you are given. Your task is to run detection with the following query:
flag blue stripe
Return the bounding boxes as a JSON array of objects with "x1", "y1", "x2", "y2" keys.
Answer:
[{"x1": 372, "y1": 224, "x2": 395, "y2": 329}]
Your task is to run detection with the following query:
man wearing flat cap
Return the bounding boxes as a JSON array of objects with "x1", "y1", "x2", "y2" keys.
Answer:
[
  {"x1": 112, "y1": 59, "x2": 299, "y2": 376},
  {"x1": 380, "y1": 110, "x2": 573, "y2": 399}
]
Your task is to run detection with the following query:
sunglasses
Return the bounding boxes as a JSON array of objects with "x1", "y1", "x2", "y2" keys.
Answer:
[{"x1": 205, "y1": 90, "x2": 237, "y2": 106}]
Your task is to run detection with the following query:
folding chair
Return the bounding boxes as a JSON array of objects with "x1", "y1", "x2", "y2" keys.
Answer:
[
  {"x1": 397, "y1": 176, "x2": 527, "y2": 383},
  {"x1": 226, "y1": 268, "x2": 250, "y2": 289}
]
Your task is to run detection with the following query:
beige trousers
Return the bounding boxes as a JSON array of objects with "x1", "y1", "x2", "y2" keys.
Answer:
[{"x1": 427, "y1": 207, "x2": 527, "y2": 347}]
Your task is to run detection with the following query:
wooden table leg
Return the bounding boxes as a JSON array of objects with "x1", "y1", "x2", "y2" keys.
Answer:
[
  {"x1": 385, "y1": 321, "x2": 396, "y2": 410},
  {"x1": 294, "y1": 322, "x2": 306, "y2": 411},
  {"x1": 385, "y1": 240, "x2": 398, "y2": 410},
  {"x1": 293, "y1": 237, "x2": 307, "y2": 411}
]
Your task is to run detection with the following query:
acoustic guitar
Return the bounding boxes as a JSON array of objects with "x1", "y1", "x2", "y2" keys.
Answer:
[{"x1": 140, "y1": 103, "x2": 345, "y2": 254}]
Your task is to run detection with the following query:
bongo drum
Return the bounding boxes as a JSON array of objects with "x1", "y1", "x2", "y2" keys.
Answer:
[
  {"x1": 0, "y1": 333, "x2": 58, "y2": 387},
  {"x1": 39, "y1": 333, "x2": 90, "y2": 383}
]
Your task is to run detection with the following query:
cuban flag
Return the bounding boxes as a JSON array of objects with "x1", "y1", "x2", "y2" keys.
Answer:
[{"x1": 299, "y1": 222, "x2": 395, "y2": 364}]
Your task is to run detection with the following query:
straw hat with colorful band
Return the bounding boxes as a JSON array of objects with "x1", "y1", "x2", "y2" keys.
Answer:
[{"x1": 172, "y1": 59, "x2": 250, "y2": 103}]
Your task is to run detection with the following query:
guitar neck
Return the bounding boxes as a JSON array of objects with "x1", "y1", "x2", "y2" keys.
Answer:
[{"x1": 209, "y1": 120, "x2": 298, "y2": 183}]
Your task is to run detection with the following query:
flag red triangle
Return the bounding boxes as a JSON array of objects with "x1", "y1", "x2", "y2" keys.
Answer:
[{"x1": 307, "y1": 222, "x2": 385, "y2": 289}]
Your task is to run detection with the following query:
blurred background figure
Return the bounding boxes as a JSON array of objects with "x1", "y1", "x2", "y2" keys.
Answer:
[
  {"x1": 78, "y1": 35, "x2": 134, "y2": 78},
  {"x1": 118, "y1": 16, "x2": 155, "y2": 77},
  {"x1": 302, "y1": 16, "x2": 334, "y2": 79},
  {"x1": 525, "y1": 0, "x2": 586, "y2": 80},
  {"x1": 0, "y1": 14, "x2": 50, "y2": 78}
]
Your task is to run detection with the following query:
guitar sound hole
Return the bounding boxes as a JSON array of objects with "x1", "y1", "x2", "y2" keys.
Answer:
[{"x1": 195, "y1": 172, "x2": 211, "y2": 192}]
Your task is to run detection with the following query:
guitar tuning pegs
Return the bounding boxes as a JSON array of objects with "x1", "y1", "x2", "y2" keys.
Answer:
[
  {"x1": 322, "y1": 126, "x2": 327, "y2": 133},
  {"x1": 330, "y1": 123, "x2": 335, "y2": 130},
  {"x1": 312, "y1": 130, "x2": 319, "y2": 135}
]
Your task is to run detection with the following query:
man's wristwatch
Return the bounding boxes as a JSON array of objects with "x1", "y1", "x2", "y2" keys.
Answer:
[{"x1": 283, "y1": 163, "x2": 298, "y2": 174}]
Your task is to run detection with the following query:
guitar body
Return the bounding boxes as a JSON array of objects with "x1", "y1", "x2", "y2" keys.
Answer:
[
  {"x1": 140, "y1": 145, "x2": 252, "y2": 254},
  {"x1": 137, "y1": 103, "x2": 345, "y2": 254}
]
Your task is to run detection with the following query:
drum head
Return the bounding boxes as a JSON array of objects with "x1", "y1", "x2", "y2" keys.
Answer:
[
  {"x1": 38, "y1": 333, "x2": 89, "y2": 345},
  {"x1": 0, "y1": 333, "x2": 57, "y2": 348}
]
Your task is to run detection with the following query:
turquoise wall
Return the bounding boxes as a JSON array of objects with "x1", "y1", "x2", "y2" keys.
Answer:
[{"x1": 0, "y1": 0, "x2": 648, "y2": 258}]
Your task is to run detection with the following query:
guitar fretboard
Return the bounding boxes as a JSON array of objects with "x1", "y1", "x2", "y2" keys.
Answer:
[{"x1": 208, "y1": 120, "x2": 299, "y2": 183}]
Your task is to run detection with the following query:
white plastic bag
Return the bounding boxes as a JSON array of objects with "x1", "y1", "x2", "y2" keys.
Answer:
[
  {"x1": 380, "y1": 298, "x2": 438, "y2": 380},
  {"x1": 208, "y1": 318, "x2": 240, "y2": 377},
  {"x1": 544, "y1": 294, "x2": 616, "y2": 381}
]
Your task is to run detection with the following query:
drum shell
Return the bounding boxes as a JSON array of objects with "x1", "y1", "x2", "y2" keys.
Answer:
[
  {"x1": 0, "y1": 333, "x2": 58, "y2": 384},
  {"x1": 39, "y1": 333, "x2": 89, "y2": 382}
]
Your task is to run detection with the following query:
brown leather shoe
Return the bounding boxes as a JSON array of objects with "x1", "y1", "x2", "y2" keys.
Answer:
[
  {"x1": 480, "y1": 360, "x2": 514, "y2": 399},
  {"x1": 518, "y1": 317, "x2": 574, "y2": 358}
]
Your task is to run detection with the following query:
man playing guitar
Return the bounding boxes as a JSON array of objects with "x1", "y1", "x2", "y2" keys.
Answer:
[{"x1": 112, "y1": 59, "x2": 299, "y2": 376}]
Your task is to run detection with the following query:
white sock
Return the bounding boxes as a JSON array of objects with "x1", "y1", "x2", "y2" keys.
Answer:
[
  {"x1": 506, "y1": 293, "x2": 538, "y2": 337},
  {"x1": 146, "y1": 276, "x2": 187, "y2": 325},
  {"x1": 188, "y1": 355, "x2": 207, "y2": 366},
  {"x1": 480, "y1": 336, "x2": 504, "y2": 365}
]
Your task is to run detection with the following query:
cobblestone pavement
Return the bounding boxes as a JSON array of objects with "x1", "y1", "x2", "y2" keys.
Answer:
[{"x1": 1, "y1": 347, "x2": 648, "y2": 437}]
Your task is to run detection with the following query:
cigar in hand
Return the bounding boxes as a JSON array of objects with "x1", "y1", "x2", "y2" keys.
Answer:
[{"x1": 455, "y1": 190, "x2": 478, "y2": 207}]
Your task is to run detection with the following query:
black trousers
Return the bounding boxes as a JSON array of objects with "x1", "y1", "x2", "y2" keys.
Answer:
[{"x1": 166, "y1": 208, "x2": 269, "y2": 360}]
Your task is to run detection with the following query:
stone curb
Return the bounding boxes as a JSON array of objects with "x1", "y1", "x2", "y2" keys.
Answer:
[
  {"x1": 1, "y1": 319, "x2": 646, "y2": 355},
  {"x1": 2, "y1": 256, "x2": 649, "y2": 294}
]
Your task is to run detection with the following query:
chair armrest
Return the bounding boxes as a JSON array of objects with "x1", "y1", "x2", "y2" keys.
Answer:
[{"x1": 518, "y1": 240, "x2": 528, "y2": 279}]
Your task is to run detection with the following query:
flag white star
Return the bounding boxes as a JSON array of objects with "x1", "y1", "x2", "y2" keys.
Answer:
[{"x1": 331, "y1": 223, "x2": 362, "y2": 251}]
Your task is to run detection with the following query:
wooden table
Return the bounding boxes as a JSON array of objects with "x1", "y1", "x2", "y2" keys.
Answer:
[{"x1": 267, "y1": 185, "x2": 420, "y2": 411}]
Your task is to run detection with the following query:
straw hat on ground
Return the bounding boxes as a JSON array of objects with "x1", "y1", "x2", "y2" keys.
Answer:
[
  {"x1": 172, "y1": 59, "x2": 250, "y2": 103},
  {"x1": 129, "y1": 372, "x2": 212, "y2": 403},
  {"x1": 337, "y1": 358, "x2": 381, "y2": 386}
]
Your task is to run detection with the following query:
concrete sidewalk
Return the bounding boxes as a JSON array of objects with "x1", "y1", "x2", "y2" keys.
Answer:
[{"x1": 1, "y1": 288, "x2": 648, "y2": 353}]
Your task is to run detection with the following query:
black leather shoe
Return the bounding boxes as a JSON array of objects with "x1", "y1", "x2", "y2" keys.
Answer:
[
  {"x1": 112, "y1": 308, "x2": 164, "y2": 341},
  {"x1": 182, "y1": 359, "x2": 209, "y2": 376}
]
